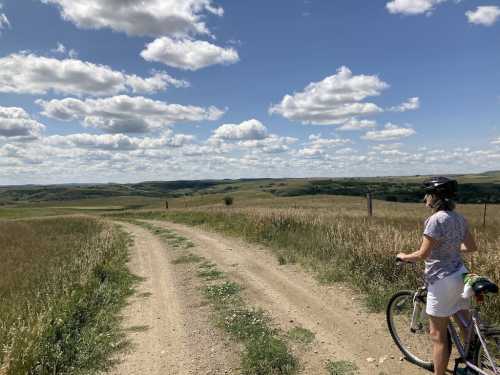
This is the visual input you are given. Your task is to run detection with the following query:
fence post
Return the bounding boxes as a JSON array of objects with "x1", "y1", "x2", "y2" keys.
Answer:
[
  {"x1": 483, "y1": 201, "x2": 487, "y2": 228},
  {"x1": 165, "y1": 200, "x2": 169, "y2": 210},
  {"x1": 367, "y1": 192, "x2": 373, "y2": 217}
]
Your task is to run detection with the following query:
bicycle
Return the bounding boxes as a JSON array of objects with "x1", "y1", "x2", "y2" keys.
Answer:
[{"x1": 386, "y1": 260, "x2": 500, "y2": 374}]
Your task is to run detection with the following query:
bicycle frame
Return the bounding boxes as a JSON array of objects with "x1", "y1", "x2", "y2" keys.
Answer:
[
  {"x1": 448, "y1": 308, "x2": 499, "y2": 375},
  {"x1": 410, "y1": 289, "x2": 499, "y2": 375}
]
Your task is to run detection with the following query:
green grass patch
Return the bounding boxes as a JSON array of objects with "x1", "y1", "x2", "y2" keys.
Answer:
[
  {"x1": 287, "y1": 327, "x2": 315, "y2": 344},
  {"x1": 326, "y1": 360, "x2": 359, "y2": 375},
  {"x1": 197, "y1": 268, "x2": 224, "y2": 280},
  {"x1": 242, "y1": 335, "x2": 298, "y2": 375},
  {"x1": 203, "y1": 281, "x2": 241, "y2": 301},
  {"x1": 200, "y1": 272, "x2": 297, "y2": 374},
  {"x1": 199, "y1": 261, "x2": 217, "y2": 269},
  {"x1": 172, "y1": 253, "x2": 203, "y2": 264},
  {"x1": 183, "y1": 241, "x2": 195, "y2": 249}
]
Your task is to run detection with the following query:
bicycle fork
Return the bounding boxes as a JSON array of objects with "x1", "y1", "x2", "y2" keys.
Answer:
[{"x1": 410, "y1": 290, "x2": 426, "y2": 333}]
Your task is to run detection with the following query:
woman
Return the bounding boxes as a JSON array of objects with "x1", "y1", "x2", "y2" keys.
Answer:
[{"x1": 397, "y1": 176, "x2": 478, "y2": 375}]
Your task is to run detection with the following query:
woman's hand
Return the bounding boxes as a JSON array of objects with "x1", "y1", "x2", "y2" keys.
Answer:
[{"x1": 396, "y1": 252, "x2": 409, "y2": 261}]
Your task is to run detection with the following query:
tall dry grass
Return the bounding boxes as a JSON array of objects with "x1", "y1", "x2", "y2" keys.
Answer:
[{"x1": 0, "y1": 217, "x2": 134, "y2": 374}]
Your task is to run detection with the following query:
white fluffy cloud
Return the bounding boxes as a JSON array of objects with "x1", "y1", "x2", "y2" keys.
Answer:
[
  {"x1": 296, "y1": 148, "x2": 324, "y2": 158},
  {"x1": 0, "y1": 106, "x2": 45, "y2": 140},
  {"x1": 372, "y1": 143, "x2": 403, "y2": 151},
  {"x1": 37, "y1": 95, "x2": 225, "y2": 134},
  {"x1": 238, "y1": 135, "x2": 298, "y2": 154},
  {"x1": 44, "y1": 132, "x2": 194, "y2": 151},
  {"x1": 466, "y1": 6, "x2": 500, "y2": 26},
  {"x1": 0, "y1": 53, "x2": 187, "y2": 96},
  {"x1": 296, "y1": 134, "x2": 352, "y2": 159},
  {"x1": 492, "y1": 137, "x2": 500, "y2": 145},
  {"x1": 389, "y1": 97, "x2": 420, "y2": 112},
  {"x1": 307, "y1": 134, "x2": 352, "y2": 148},
  {"x1": 213, "y1": 119, "x2": 268, "y2": 140},
  {"x1": 40, "y1": 0, "x2": 223, "y2": 38},
  {"x1": 362, "y1": 123, "x2": 416, "y2": 141},
  {"x1": 141, "y1": 37, "x2": 239, "y2": 71},
  {"x1": 269, "y1": 66, "x2": 388, "y2": 125},
  {"x1": 386, "y1": 0, "x2": 445, "y2": 15},
  {"x1": 207, "y1": 120, "x2": 298, "y2": 154},
  {"x1": 337, "y1": 118, "x2": 377, "y2": 131}
]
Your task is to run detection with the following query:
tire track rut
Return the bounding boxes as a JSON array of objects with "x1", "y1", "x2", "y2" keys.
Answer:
[{"x1": 108, "y1": 222, "x2": 239, "y2": 375}]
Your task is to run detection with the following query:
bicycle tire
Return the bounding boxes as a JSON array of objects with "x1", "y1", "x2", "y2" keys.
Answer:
[
  {"x1": 387, "y1": 290, "x2": 434, "y2": 371},
  {"x1": 472, "y1": 329, "x2": 500, "y2": 375}
]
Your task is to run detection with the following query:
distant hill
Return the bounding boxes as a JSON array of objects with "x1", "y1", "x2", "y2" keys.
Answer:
[
  {"x1": 1, "y1": 172, "x2": 499, "y2": 205},
  {"x1": 0, "y1": 180, "x2": 228, "y2": 204}
]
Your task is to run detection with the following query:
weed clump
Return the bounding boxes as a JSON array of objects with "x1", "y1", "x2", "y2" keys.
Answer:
[
  {"x1": 224, "y1": 196, "x2": 234, "y2": 206},
  {"x1": 326, "y1": 360, "x2": 359, "y2": 375},
  {"x1": 287, "y1": 326, "x2": 315, "y2": 344},
  {"x1": 172, "y1": 253, "x2": 202, "y2": 264},
  {"x1": 242, "y1": 335, "x2": 298, "y2": 375},
  {"x1": 197, "y1": 268, "x2": 224, "y2": 280}
]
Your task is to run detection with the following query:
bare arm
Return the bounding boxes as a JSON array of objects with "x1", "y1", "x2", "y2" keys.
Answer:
[
  {"x1": 397, "y1": 235, "x2": 436, "y2": 263},
  {"x1": 460, "y1": 229, "x2": 478, "y2": 253}
]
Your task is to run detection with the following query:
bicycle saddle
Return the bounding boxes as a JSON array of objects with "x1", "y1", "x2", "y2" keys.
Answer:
[{"x1": 472, "y1": 279, "x2": 499, "y2": 295}]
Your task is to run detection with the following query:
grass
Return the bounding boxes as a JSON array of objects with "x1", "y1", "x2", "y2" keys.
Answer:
[
  {"x1": 287, "y1": 327, "x2": 315, "y2": 344},
  {"x1": 197, "y1": 268, "x2": 224, "y2": 280},
  {"x1": 326, "y1": 360, "x2": 359, "y2": 375},
  {"x1": 202, "y1": 281, "x2": 298, "y2": 375},
  {"x1": 172, "y1": 253, "x2": 203, "y2": 264},
  {"x1": 0, "y1": 207, "x2": 75, "y2": 219},
  {"x1": 0, "y1": 217, "x2": 136, "y2": 374}
]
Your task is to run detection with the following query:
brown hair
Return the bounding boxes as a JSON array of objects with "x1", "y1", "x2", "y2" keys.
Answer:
[{"x1": 429, "y1": 194, "x2": 456, "y2": 212}]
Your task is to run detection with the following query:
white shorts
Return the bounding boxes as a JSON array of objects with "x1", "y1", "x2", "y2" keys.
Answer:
[{"x1": 426, "y1": 266, "x2": 470, "y2": 317}]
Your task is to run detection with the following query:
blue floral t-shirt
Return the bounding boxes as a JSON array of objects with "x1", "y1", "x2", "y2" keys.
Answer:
[{"x1": 423, "y1": 210, "x2": 467, "y2": 285}]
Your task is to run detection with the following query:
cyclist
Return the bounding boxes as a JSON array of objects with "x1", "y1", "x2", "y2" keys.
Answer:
[{"x1": 396, "y1": 176, "x2": 478, "y2": 375}]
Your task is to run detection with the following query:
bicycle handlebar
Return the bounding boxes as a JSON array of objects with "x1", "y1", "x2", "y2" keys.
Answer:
[{"x1": 396, "y1": 257, "x2": 416, "y2": 265}]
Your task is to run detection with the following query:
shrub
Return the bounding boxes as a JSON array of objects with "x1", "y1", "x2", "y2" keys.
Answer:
[{"x1": 224, "y1": 196, "x2": 234, "y2": 206}]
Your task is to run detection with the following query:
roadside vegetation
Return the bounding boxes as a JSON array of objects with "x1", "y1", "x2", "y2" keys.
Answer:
[
  {"x1": 126, "y1": 219, "x2": 299, "y2": 375},
  {"x1": 325, "y1": 360, "x2": 359, "y2": 375},
  {"x1": 108, "y1": 199, "x2": 500, "y2": 324},
  {"x1": 0, "y1": 217, "x2": 135, "y2": 374}
]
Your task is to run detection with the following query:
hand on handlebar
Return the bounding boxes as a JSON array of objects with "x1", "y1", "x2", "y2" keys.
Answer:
[{"x1": 396, "y1": 253, "x2": 415, "y2": 265}]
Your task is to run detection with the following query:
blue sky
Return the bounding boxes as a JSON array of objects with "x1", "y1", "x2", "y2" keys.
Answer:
[{"x1": 0, "y1": 0, "x2": 499, "y2": 184}]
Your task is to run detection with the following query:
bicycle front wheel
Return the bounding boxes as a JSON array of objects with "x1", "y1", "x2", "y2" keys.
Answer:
[
  {"x1": 473, "y1": 329, "x2": 500, "y2": 375},
  {"x1": 387, "y1": 290, "x2": 434, "y2": 371}
]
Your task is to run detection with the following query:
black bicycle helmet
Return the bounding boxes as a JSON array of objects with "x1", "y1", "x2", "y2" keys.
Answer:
[{"x1": 422, "y1": 176, "x2": 458, "y2": 198}]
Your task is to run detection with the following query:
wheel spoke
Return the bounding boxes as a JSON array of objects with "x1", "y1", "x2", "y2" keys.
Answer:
[
  {"x1": 387, "y1": 291, "x2": 434, "y2": 370},
  {"x1": 475, "y1": 331, "x2": 500, "y2": 375}
]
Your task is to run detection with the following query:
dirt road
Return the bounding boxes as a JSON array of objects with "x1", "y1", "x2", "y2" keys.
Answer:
[
  {"x1": 140, "y1": 220, "x2": 429, "y2": 375},
  {"x1": 108, "y1": 222, "x2": 240, "y2": 375}
]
